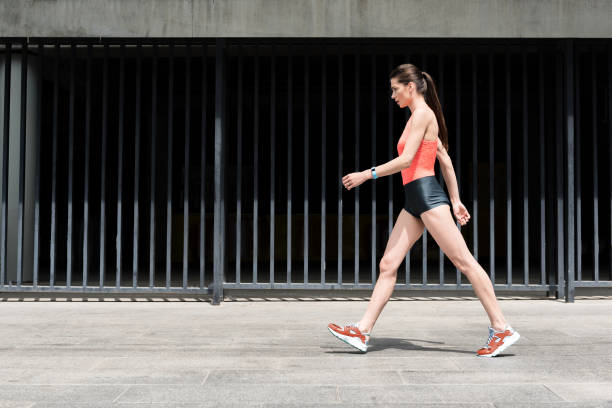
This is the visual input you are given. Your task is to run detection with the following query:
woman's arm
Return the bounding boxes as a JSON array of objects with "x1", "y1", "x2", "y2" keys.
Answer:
[
  {"x1": 363, "y1": 109, "x2": 430, "y2": 180},
  {"x1": 436, "y1": 142, "x2": 460, "y2": 205}
]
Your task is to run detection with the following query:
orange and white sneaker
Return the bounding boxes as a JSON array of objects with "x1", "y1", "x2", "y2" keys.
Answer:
[
  {"x1": 327, "y1": 322, "x2": 370, "y2": 352},
  {"x1": 476, "y1": 325, "x2": 520, "y2": 357}
]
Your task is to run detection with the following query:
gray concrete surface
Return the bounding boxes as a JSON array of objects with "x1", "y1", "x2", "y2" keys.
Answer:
[
  {"x1": 1, "y1": 0, "x2": 611, "y2": 38},
  {"x1": 1, "y1": 293, "x2": 612, "y2": 407}
]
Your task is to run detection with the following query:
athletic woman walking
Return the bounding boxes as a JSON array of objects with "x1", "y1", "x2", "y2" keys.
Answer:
[{"x1": 327, "y1": 64, "x2": 520, "y2": 357}]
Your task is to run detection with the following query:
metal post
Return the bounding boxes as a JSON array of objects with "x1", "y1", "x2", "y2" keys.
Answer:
[
  {"x1": 538, "y1": 51, "x2": 546, "y2": 289},
  {"x1": 488, "y1": 52, "x2": 495, "y2": 284},
  {"x1": 287, "y1": 45, "x2": 293, "y2": 284},
  {"x1": 149, "y1": 44, "x2": 158, "y2": 288},
  {"x1": 16, "y1": 42, "x2": 28, "y2": 286},
  {"x1": 590, "y1": 51, "x2": 599, "y2": 283},
  {"x1": 166, "y1": 43, "x2": 174, "y2": 289},
  {"x1": 200, "y1": 43, "x2": 208, "y2": 289},
  {"x1": 336, "y1": 46, "x2": 342, "y2": 285},
  {"x1": 117, "y1": 44, "x2": 125, "y2": 288},
  {"x1": 521, "y1": 51, "x2": 529, "y2": 285},
  {"x1": 1, "y1": 43, "x2": 11, "y2": 287},
  {"x1": 270, "y1": 45, "x2": 276, "y2": 286},
  {"x1": 132, "y1": 44, "x2": 141, "y2": 288},
  {"x1": 100, "y1": 44, "x2": 108, "y2": 288},
  {"x1": 320, "y1": 46, "x2": 326, "y2": 284},
  {"x1": 83, "y1": 45, "x2": 92, "y2": 287},
  {"x1": 565, "y1": 40, "x2": 575, "y2": 302},
  {"x1": 235, "y1": 45, "x2": 242, "y2": 284},
  {"x1": 370, "y1": 52, "x2": 376, "y2": 284},
  {"x1": 471, "y1": 53, "x2": 478, "y2": 263},
  {"x1": 66, "y1": 44, "x2": 75, "y2": 288},
  {"x1": 505, "y1": 51, "x2": 512, "y2": 286},
  {"x1": 304, "y1": 51, "x2": 310, "y2": 284},
  {"x1": 183, "y1": 44, "x2": 191, "y2": 289},
  {"x1": 253, "y1": 44, "x2": 259, "y2": 284},
  {"x1": 555, "y1": 50, "x2": 565, "y2": 299},
  {"x1": 212, "y1": 38, "x2": 226, "y2": 304},
  {"x1": 34, "y1": 44, "x2": 43, "y2": 288},
  {"x1": 354, "y1": 50, "x2": 360, "y2": 285}
]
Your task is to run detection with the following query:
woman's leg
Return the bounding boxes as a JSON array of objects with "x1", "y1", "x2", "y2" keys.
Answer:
[
  {"x1": 419, "y1": 204, "x2": 507, "y2": 331},
  {"x1": 357, "y1": 209, "x2": 425, "y2": 338}
]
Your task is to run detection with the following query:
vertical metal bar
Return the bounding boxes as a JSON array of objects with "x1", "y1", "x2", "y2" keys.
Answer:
[
  {"x1": 235, "y1": 45, "x2": 242, "y2": 284},
  {"x1": 488, "y1": 52, "x2": 495, "y2": 284},
  {"x1": 166, "y1": 43, "x2": 174, "y2": 288},
  {"x1": 270, "y1": 45, "x2": 276, "y2": 285},
  {"x1": 336, "y1": 46, "x2": 342, "y2": 285},
  {"x1": 555, "y1": 50, "x2": 565, "y2": 299},
  {"x1": 471, "y1": 53, "x2": 478, "y2": 264},
  {"x1": 150, "y1": 44, "x2": 158, "y2": 288},
  {"x1": 422, "y1": 53, "x2": 428, "y2": 286},
  {"x1": 575, "y1": 50, "x2": 582, "y2": 283},
  {"x1": 354, "y1": 50, "x2": 360, "y2": 285},
  {"x1": 371, "y1": 52, "x2": 376, "y2": 284},
  {"x1": 66, "y1": 44, "x2": 75, "y2": 288},
  {"x1": 438, "y1": 50, "x2": 445, "y2": 284},
  {"x1": 538, "y1": 51, "x2": 546, "y2": 287},
  {"x1": 505, "y1": 51, "x2": 512, "y2": 286},
  {"x1": 304, "y1": 51, "x2": 310, "y2": 284},
  {"x1": 455, "y1": 52, "x2": 461, "y2": 285},
  {"x1": 253, "y1": 44, "x2": 259, "y2": 284},
  {"x1": 609, "y1": 45, "x2": 612, "y2": 282},
  {"x1": 16, "y1": 42, "x2": 28, "y2": 286},
  {"x1": 83, "y1": 45, "x2": 92, "y2": 287},
  {"x1": 287, "y1": 45, "x2": 293, "y2": 284},
  {"x1": 565, "y1": 40, "x2": 575, "y2": 302},
  {"x1": 116, "y1": 44, "x2": 125, "y2": 288},
  {"x1": 522, "y1": 51, "x2": 529, "y2": 285},
  {"x1": 320, "y1": 45, "x2": 326, "y2": 284},
  {"x1": 213, "y1": 38, "x2": 226, "y2": 304},
  {"x1": 183, "y1": 44, "x2": 191, "y2": 289},
  {"x1": 50, "y1": 43, "x2": 59, "y2": 287},
  {"x1": 34, "y1": 44, "x2": 43, "y2": 288},
  {"x1": 200, "y1": 43, "x2": 207, "y2": 288},
  {"x1": 405, "y1": 52, "x2": 412, "y2": 285},
  {"x1": 132, "y1": 44, "x2": 141, "y2": 288},
  {"x1": 100, "y1": 44, "x2": 108, "y2": 287},
  {"x1": 591, "y1": 51, "x2": 599, "y2": 282},
  {"x1": 387, "y1": 54, "x2": 393, "y2": 273},
  {"x1": 1, "y1": 43, "x2": 11, "y2": 286}
]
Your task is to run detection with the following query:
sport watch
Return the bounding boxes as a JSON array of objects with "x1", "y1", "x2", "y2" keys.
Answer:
[{"x1": 371, "y1": 167, "x2": 378, "y2": 179}]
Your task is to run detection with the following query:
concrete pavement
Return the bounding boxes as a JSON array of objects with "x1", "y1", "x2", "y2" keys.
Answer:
[{"x1": 1, "y1": 291, "x2": 612, "y2": 407}]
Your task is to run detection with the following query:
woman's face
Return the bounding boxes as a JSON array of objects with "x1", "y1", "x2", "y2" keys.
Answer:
[{"x1": 390, "y1": 77, "x2": 414, "y2": 108}]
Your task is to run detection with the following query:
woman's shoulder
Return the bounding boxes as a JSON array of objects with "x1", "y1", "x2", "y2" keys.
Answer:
[{"x1": 412, "y1": 106, "x2": 436, "y2": 122}]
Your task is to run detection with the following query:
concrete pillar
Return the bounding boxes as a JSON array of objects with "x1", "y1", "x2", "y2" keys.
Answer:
[{"x1": 0, "y1": 51, "x2": 39, "y2": 285}]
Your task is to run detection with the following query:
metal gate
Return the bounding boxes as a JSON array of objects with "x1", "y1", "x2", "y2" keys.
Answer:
[{"x1": 0, "y1": 38, "x2": 610, "y2": 303}]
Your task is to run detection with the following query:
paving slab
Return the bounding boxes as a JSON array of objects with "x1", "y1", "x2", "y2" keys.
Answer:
[{"x1": 1, "y1": 295, "x2": 611, "y2": 406}]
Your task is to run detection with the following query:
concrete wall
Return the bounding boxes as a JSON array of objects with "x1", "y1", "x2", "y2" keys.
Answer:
[{"x1": 1, "y1": 0, "x2": 611, "y2": 38}]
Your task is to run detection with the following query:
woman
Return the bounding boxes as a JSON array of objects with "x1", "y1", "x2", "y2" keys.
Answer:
[{"x1": 327, "y1": 64, "x2": 520, "y2": 357}]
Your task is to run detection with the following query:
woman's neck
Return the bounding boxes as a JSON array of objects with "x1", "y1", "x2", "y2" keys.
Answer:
[{"x1": 407, "y1": 96, "x2": 428, "y2": 115}]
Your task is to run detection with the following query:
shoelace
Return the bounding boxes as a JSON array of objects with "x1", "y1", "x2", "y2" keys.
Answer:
[
  {"x1": 483, "y1": 326, "x2": 511, "y2": 348},
  {"x1": 346, "y1": 322, "x2": 371, "y2": 337}
]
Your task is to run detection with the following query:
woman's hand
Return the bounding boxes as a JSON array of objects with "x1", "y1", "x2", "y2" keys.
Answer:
[
  {"x1": 452, "y1": 201, "x2": 471, "y2": 226},
  {"x1": 342, "y1": 170, "x2": 369, "y2": 190}
]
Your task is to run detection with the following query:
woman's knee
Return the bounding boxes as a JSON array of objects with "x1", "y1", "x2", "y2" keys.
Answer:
[
  {"x1": 379, "y1": 255, "x2": 400, "y2": 278},
  {"x1": 452, "y1": 252, "x2": 477, "y2": 275}
]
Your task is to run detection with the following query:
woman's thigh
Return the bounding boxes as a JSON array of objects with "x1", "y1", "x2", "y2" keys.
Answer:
[
  {"x1": 380, "y1": 209, "x2": 425, "y2": 274},
  {"x1": 419, "y1": 204, "x2": 473, "y2": 270}
]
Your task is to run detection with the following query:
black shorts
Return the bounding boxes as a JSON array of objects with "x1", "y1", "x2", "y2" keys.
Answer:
[{"x1": 403, "y1": 175, "x2": 451, "y2": 218}]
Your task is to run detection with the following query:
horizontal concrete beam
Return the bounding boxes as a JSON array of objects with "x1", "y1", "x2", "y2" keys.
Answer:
[{"x1": 1, "y1": 0, "x2": 611, "y2": 38}]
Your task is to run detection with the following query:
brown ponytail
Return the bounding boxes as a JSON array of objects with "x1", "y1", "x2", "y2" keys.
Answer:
[{"x1": 389, "y1": 64, "x2": 449, "y2": 152}]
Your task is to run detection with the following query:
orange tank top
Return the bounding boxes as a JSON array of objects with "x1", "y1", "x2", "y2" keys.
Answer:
[{"x1": 397, "y1": 126, "x2": 438, "y2": 185}]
